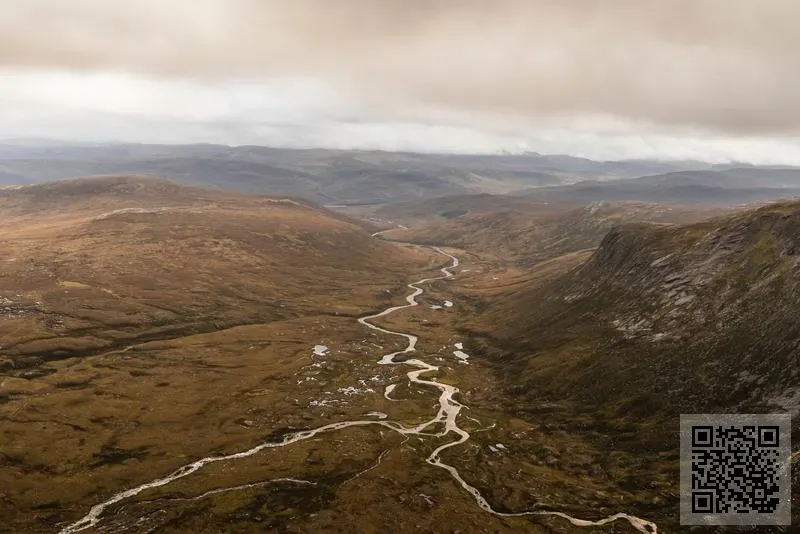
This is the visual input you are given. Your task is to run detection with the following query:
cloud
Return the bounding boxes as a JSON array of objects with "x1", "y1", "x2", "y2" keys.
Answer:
[
  {"x1": 4, "y1": 70, "x2": 800, "y2": 165},
  {"x1": 3, "y1": 1, "x2": 800, "y2": 163},
  {"x1": 2, "y1": 1, "x2": 800, "y2": 135}
]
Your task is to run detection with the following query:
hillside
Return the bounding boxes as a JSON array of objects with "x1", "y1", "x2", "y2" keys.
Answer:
[
  {"x1": 373, "y1": 193, "x2": 576, "y2": 223},
  {"x1": 0, "y1": 176, "x2": 436, "y2": 371},
  {"x1": 381, "y1": 195, "x2": 728, "y2": 266},
  {"x1": 480, "y1": 201, "x2": 800, "y2": 415},
  {"x1": 460, "y1": 201, "x2": 800, "y2": 527},
  {"x1": 469, "y1": 202, "x2": 800, "y2": 527}
]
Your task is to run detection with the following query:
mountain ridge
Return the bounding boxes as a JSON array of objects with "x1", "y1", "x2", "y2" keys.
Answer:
[
  {"x1": 522, "y1": 168, "x2": 800, "y2": 205},
  {"x1": 476, "y1": 200, "x2": 800, "y2": 418},
  {"x1": 0, "y1": 142, "x2": 767, "y2": 206}
]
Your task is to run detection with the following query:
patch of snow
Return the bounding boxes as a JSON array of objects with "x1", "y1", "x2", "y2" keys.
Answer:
[
  {"x1": 454, "y1": 342, "x2": 463, "y2": 350},
  {"x1": 612, "y1": 317, "x2": 652, "y2": 339},
  {"x1": 586, "y1": 201, "x2": 606, "y2": 215},
  {"x1": 495, "y1": 443, "x2": 506, "y2": 450},
  {"x1": 430, "y1": 305, "x2": 442, "y2": 310},
  {"x1": 308, "y1": 399, "x2": 344, "y2": 408},
  {"x1": 443, "y1": 301, "x2": 453, "y2": 308},
  {"x1": 264, "y1": 198, "x2": 300, "y2": 205},
  {"x1": 93, "y1": 206, "x2": 189, "y2": 220},
  {"x1": 338, "y1": 386, "x2": 374, "y2": 396},
  {"x1": 366, "y1": 411, "x2": 388, "y2": 419},
  {"x1": 296, "y1": 377, "x2": 318, "y2": 384},
  {"x1": 312, "y1": 345, "x2": 328, "y2": 356}
]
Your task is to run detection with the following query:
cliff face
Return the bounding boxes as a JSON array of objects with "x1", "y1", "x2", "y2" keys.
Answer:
[{"x1": 480, "y1": 201, "x2": 800, "y2": 419}]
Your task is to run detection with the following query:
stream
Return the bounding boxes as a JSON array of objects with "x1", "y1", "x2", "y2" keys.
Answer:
[{"x1": 60, "y1": 244, "x2": 657, "y2": 534}]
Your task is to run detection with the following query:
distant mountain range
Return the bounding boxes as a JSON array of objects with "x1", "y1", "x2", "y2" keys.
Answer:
[
  {"x1": 0, "y1": 141, "x2": 771, "y2": 205},
  {"x1": 521, "y1": 168, "x2": 800, "y2": 205}
]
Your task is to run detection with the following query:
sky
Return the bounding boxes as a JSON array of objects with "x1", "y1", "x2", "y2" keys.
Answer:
[{"x1": 2, "y1": 0, "x2": 800, "y2": 163}]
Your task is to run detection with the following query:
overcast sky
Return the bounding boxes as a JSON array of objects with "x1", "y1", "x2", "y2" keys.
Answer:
[{"x1": 2, "y1": 0, "x2": 800, "y2": 162}]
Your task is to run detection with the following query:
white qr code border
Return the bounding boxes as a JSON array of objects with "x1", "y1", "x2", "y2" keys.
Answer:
[{"x1": 680, "y1": 413, "x2": 792, "y2": 526}]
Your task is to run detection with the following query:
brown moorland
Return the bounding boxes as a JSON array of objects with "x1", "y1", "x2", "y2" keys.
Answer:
[
  {"x1": 0, "y1": 176, "x2": 456, "y2": 532},
  {"x1": 7, "y1": 177, "x2": 788, "y2": 534}
]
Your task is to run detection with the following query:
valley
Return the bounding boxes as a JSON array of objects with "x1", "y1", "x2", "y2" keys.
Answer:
[
  {"x1": 53, "y1": 246, "x2": 654, "y2": 534},
  {"x1": 1, "y1": 174, "x2": 797, "y2": 533},
  {"x1": 3, "y1": 142, "x2": 799, "y2": 207}
]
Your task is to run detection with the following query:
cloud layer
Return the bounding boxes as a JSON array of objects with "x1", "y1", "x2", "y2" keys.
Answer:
[
  {"x1": 2, "y1": 1, "x2": 800, "y2": 163},
  {"x1": 3, "y1": 0, "x2": 800, "y2": 134}
]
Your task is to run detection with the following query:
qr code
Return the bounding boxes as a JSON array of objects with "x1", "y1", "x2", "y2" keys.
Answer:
[{"x1": 680, "y1": 414, "x2": 791, "y2": 526}]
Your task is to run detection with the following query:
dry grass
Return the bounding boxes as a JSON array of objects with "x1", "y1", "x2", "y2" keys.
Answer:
[
  {"x1": 1, "y1": 178, "x2": 707, "y2": 533},
  {"x1": 0, "y1": 176, "x2": 465, "y2": 532}
]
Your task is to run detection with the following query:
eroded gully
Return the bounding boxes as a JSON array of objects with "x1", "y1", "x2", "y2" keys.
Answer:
[{"x1": 60, "y1": 243, "x2": 657, "y2": 534}]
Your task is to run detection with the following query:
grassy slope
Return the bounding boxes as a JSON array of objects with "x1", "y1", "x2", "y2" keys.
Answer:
[
  {"x1": 480, "y1": 202, "x2": 800, "y2": 416},
  {"x1": 0, "y1": 176, "x2": 433, "y2": 369},
  {"x1": 470, "y1": 202, "x2": 800, "y2": 528}
]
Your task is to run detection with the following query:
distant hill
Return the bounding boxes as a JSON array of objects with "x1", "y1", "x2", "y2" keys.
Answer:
[
  {"x1": 0, "y1": 142, "x2": 723, "y2": 205},
  {"x1": 375, "y1": 194, "x2": 729, "y2": 265},
  {"x1": 374, "y1": 193, "x2": 575, "y2": 222},
  {"x1": 520, "y1": 168, "x2": 800, "y2": 205}
]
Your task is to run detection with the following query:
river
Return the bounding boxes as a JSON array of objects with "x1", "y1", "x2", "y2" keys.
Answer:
[{"x1": 60, "y1": 244, "x2": 657, "y2": 534}]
